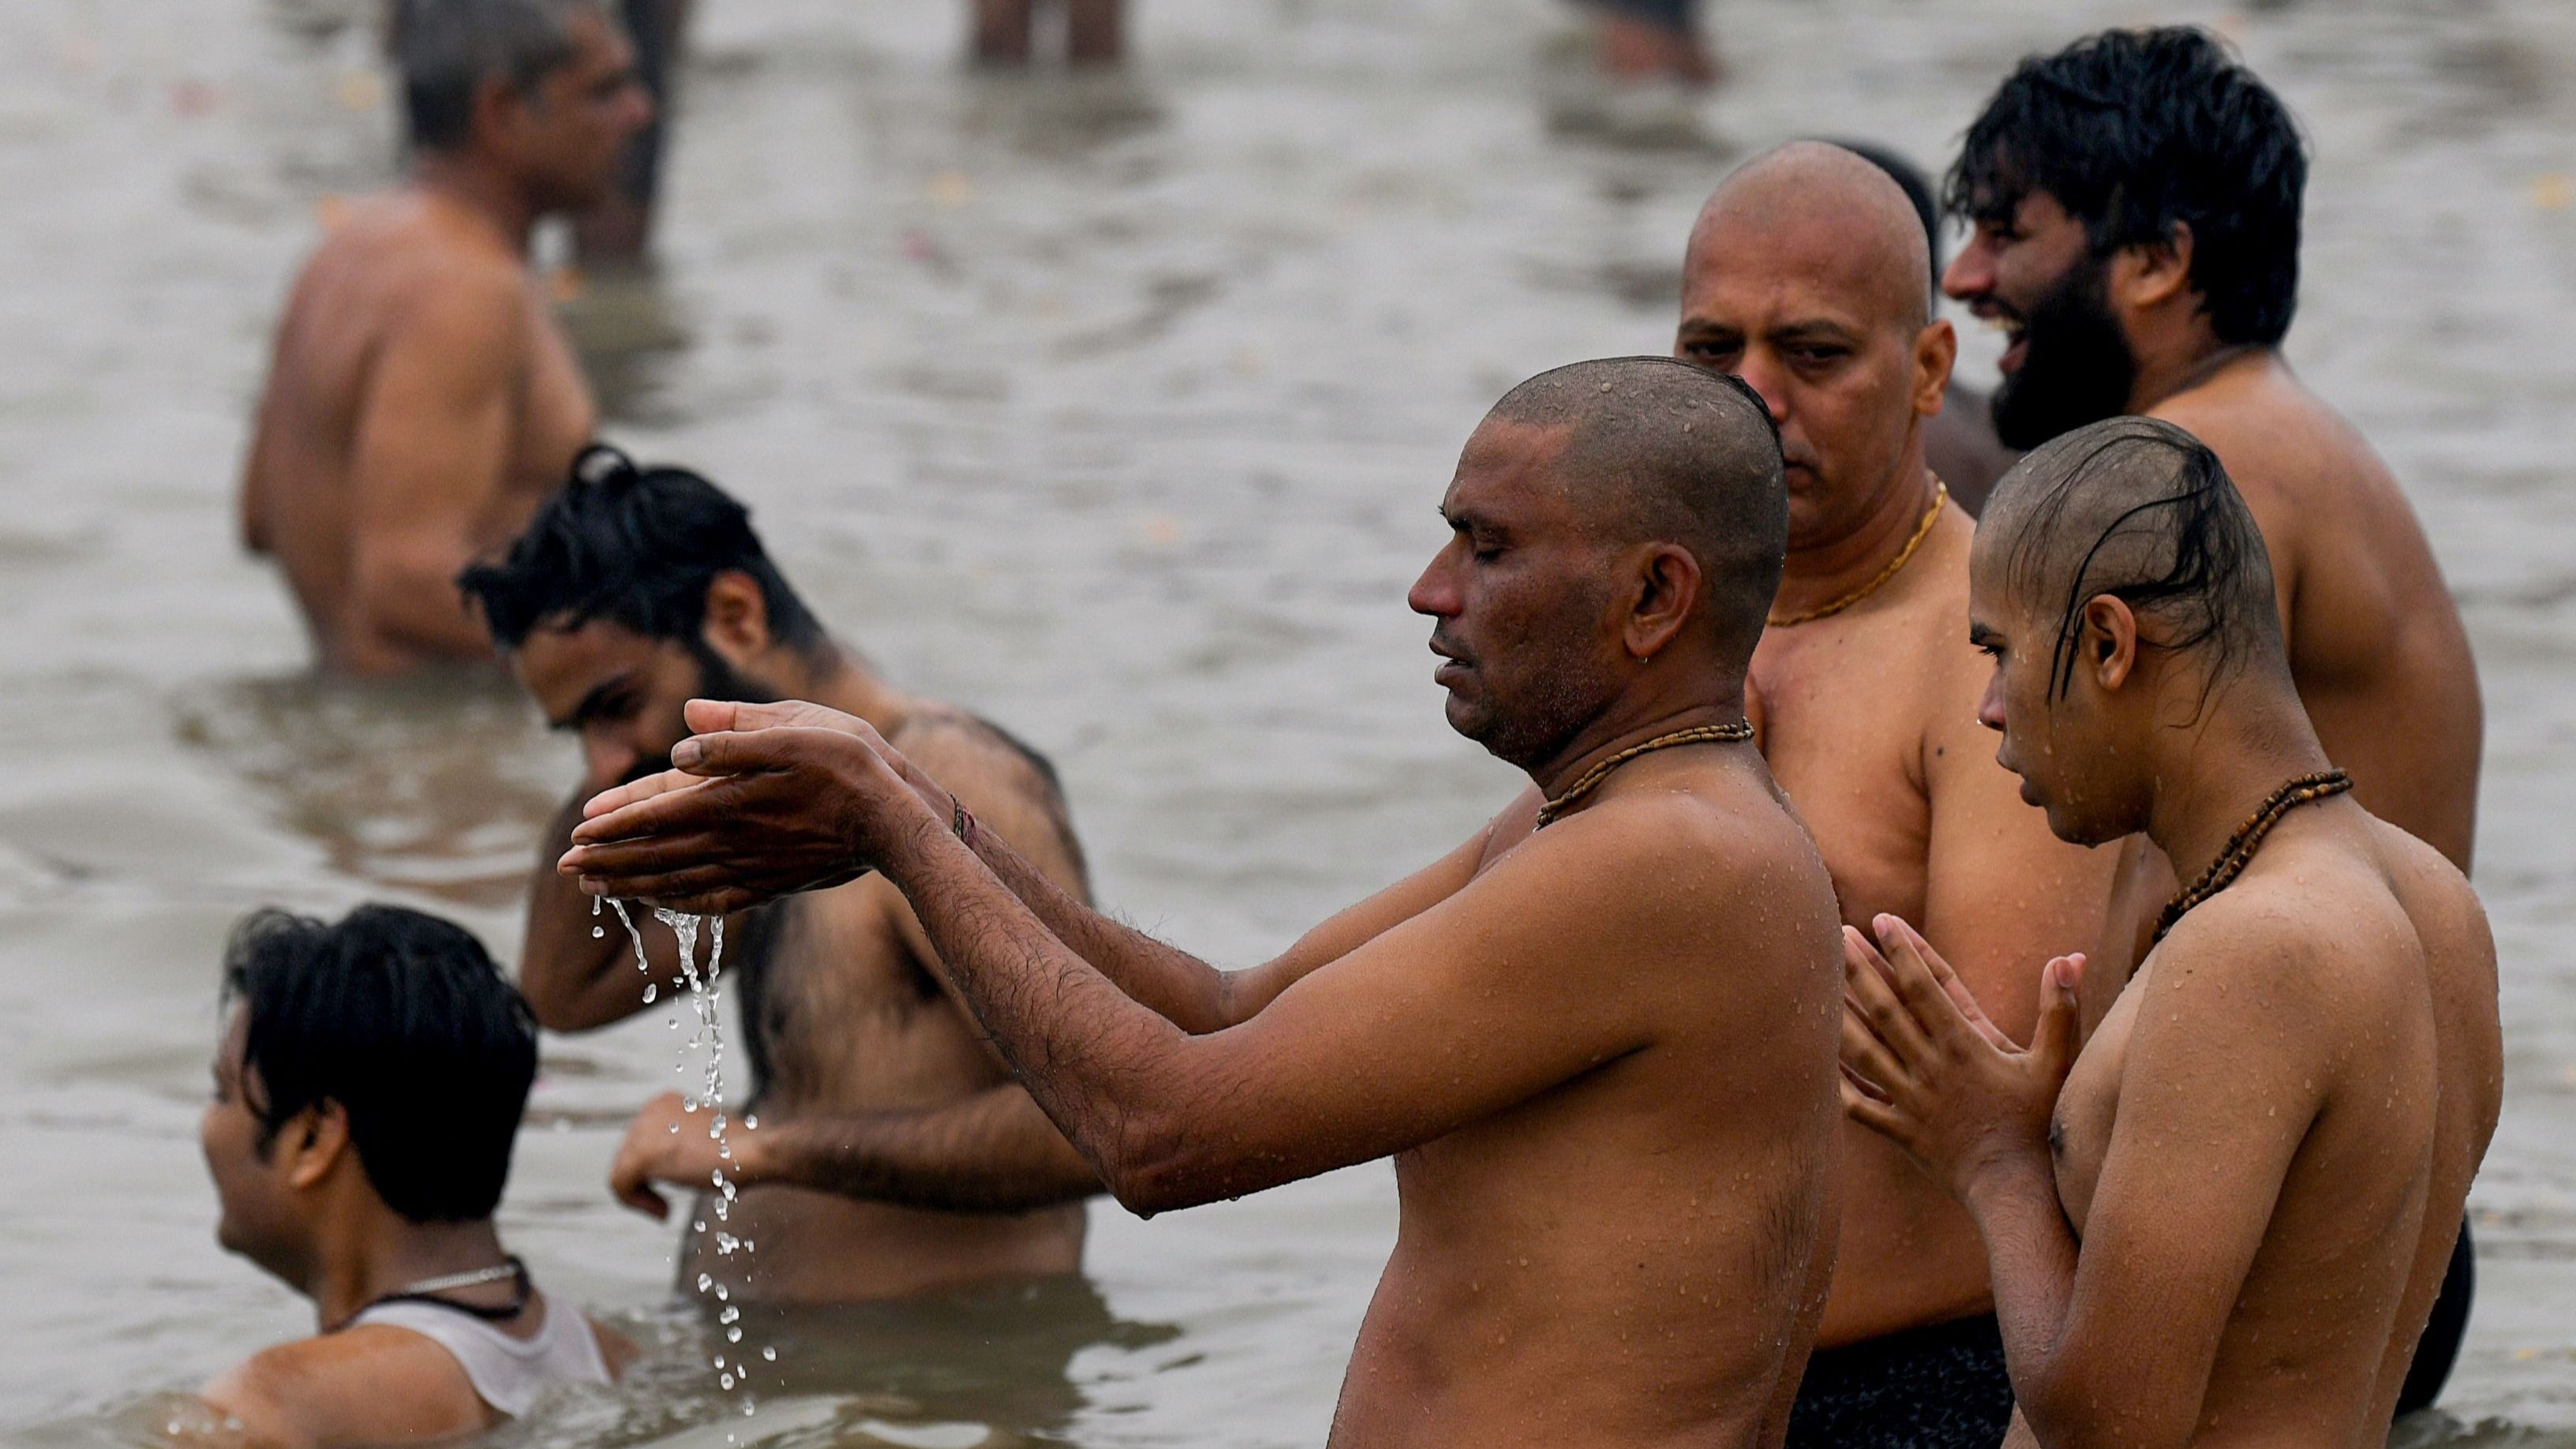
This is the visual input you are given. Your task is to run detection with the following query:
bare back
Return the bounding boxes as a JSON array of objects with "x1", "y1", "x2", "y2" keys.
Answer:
[
  {"x1": 2153, "y1": 353, "x2": 2481, "y2": 870},
  {"x1": 1327, "y1": 751, "x2": 1846, "y2": 1448},
  {"x1": 242, "y1": 191, "x2": 594, "y2": 674},
  {"x1": 2050, "y1": 804, "x2": 2500, "y2": 1445}
]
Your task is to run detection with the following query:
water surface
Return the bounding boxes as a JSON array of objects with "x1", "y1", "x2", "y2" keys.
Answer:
[{"x1": 5, "y1": 0, "x2": 2574, "y2": 1443}]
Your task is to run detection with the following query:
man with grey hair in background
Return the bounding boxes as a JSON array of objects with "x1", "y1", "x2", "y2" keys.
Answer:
[{"x1": 239, "y1": 0, "x2": 651, "y2": 675}]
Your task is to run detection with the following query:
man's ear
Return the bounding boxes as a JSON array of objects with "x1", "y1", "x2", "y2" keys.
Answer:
[
  {"x1": 699, "y1": 571, "x2": 775, "y2": 663},
  {"x1": 1911, "y1": 318, "x2": 1958, "y2": 418},
  {"x1": 2080, "y1": 594, "x2": 2140, "y2": 693},
  {"x1": 1626, "y1": 543, "x2": 1705, "y2": 662},
  {"x1": 281, "y1": 1103, "x2": 350, "y2": 1192},
  {"x1": 469, "y1": 75, "x2": 532, "y2": 155},
  {"x1": 2111, "y1": 220, "x2": 2196, "y2": 315}
]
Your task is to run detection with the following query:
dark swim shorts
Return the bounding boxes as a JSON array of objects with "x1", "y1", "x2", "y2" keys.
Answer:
[
  {"x1": 1786, "y1": 1313, "x2": 2012, "y2": 1449},
  {"x1": 2398, "y1": 1223, "x2": 2476, "y2": 1416},
  {"x1": 1782, "y1": 1222, "x2": 2474, "y2": 1446}
]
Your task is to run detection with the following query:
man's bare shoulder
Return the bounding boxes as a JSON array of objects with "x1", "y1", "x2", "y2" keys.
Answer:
[
  {"x1": 290, "y1": 197, "x2": 532, "y2": 344},
  {"x1": 892, "y1": 704, "x2": 1069, "y2": 809},
  {"x1": 1539, "y1": 764, "x2": 1833, "y2": 924},
  {"x1": 890, "y1": 700, "x2": 1088, "y2": 891},
  {"x1": 200, "y1": 1326, "x2": 485, "y2": 1448},
  {"x1": 2151, "y1": 360, "x2": 2397, "y2": 514},
  {"x1": 2150, "y1": 833, "x2": 2421, "y2": 1016}
]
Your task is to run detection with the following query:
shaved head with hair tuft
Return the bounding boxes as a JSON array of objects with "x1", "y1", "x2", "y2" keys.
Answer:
[
  {"x1": 1979, "y1": 415, "x2": 2282, "y2": 702},
  {"x1": 1488, "y1": 357, "x2": 1788, "y2": 665}
]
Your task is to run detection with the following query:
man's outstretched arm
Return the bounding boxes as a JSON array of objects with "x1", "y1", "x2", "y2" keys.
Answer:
[
  {"x1": 568, "y1": 717, "x2": 1661, "y2": 1216},
  {"x1": 566, "y1": 699, "x2": 1492, "y2": 1033}
]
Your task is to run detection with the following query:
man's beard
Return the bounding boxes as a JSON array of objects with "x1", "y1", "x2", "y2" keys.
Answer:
[
  {"x1": 1446, "y1": 646, "x2": 1621, "y2": 777},
  {"x1": 1989, "y1": 253, "x2": 2139, "y2": 451},
  {"x1": 616, "y1": 641, "x2": 783, "y2": 788}
]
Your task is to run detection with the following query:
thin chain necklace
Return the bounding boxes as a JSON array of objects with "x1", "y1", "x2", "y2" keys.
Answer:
[
  {"x1": 326, "y1": 1256, "x2": 530, "y2": 1334},
  {"x1": 2152, "y1": 769, "x2": 2353, "y2": 945},
  {"x1": 1534, "y1": 721, "x2": 1754, "y2": 829},
  {"x1": 1769, "y1": 479, "x2": 1948, "y2": 628}
]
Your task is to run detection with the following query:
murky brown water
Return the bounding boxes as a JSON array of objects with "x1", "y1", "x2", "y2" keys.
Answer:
[{"x1": 5, "y1": 0, "x2": 2574, "y2": 1443}]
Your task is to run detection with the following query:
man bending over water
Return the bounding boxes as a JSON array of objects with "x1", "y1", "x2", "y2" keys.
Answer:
[
  {"x1": 460, "y1": 447, "x2": 1101, "y2": 1303},
  {"x1": 564, "y1": 359, "x2": 1849, "y2": 1446},
  {"x1": 240, "y1": 0, "x2": 650, "y2": 674},
  {"x1": 194, "y1": 905, "x2": 632, "y2": 1446},
  {"x1": 1840, "y1": 419, "x2": 2502, "y2": 1447},
  {"x1": 1676, "y1": 142, "x2": 2114, "y2": 1448}
]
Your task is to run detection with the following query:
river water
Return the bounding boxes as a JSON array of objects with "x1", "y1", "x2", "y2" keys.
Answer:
[{"x1": 3, "y1": 0, "x2": 2571, "y2": 1443}]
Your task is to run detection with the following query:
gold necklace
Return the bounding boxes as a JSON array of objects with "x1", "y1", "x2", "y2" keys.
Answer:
[
  {"x1": 1533, "y1": 721, "x2": 1755, "y2": 829},
  {"x1": 1769, "y1": 479, "x2": 1948, "y2": 627},
  {"x1": 2151, "y1": 769, "x2": 2353, "y2": 944}
]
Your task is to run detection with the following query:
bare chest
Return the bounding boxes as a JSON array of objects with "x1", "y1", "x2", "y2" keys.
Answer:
[
  {"x1": 1750, "y1": 628, "x2": 1935, "y2": 927},
  {"x1": 749, "y1": 892, "x2": 1001, "y2": 1114},
  {"x1": 2051, "y1": 973, "x2": 2140, "y2": 1234}
]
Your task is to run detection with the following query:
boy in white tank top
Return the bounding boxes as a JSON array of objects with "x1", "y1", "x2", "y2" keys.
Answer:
[{"x1": 193, "y1": 904, "x2": 635, "y2": 1444}]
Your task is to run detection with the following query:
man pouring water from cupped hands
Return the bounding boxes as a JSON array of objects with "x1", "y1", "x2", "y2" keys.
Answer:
[{"x1": 564, "y1": 358, "x2": 1850, "y2": 1447}]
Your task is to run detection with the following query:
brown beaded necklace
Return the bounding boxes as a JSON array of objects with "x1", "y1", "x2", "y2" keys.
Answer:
[
  {"x1": 2151, "y1": 768, "x2": 2354, "y2": 945},
  {"x1": 1533, "y1": 721, "x2": 1755, "y2": 829}
]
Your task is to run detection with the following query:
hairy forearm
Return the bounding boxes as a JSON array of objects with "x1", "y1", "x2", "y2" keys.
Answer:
[
  {"x1": 522, "y1": 792, "x2": 685, "y2": 1029},
  {"x1": 879, "y1": 808, "x2": 1222, "y2": 1213},
  {"x1": 953, "y1": 802, "x2": 1238, "y2": 1032},
  {"x1": 744, "y1": 1086, "x2": 1101, "y2": 1213},
  {"x1": 1964, "y1": 1153, "x2": 2091, "y2": 1445}
]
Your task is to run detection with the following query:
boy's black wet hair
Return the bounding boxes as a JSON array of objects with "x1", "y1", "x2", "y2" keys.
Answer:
[{"x1": 222, "y1": 904, "x2": 537, "y2": 1223}]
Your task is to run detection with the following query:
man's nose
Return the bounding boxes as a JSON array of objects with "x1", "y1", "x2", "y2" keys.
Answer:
[
  {"x1": 1732, "y1": 358, "x2": 1791, "y2": 429},
  {"x1": 1976, "y1": 687, "x2": 2007, "y2": 733},
  {"x1": 1942, "y1": 241, "x2": 1992, "y2": 303},
  {"x1": 1407, "y1": 556, "x2": 1458, "y2": 618}
]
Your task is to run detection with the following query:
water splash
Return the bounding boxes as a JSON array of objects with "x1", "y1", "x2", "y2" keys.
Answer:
[{"x1": 603, "y1": 901, "x2": 777, "y2": 1412}]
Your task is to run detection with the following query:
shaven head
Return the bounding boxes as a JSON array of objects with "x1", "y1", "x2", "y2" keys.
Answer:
[
  {"x1": 1488, "y1": 358, "x2": 1788, "y2": 668},
  {"x1": 1690, "y1": 142, "x2": 1934, "y2": 330},
  {"x1": 1413, "y1": 358, "x2": 1785, "y2": 771},
  {"x1": 1980, "y1": 415, "x2": 2282, "y2": 704},
  {"x1": 1676, "y1": 143, "x2": 1953, "y2": 553}
]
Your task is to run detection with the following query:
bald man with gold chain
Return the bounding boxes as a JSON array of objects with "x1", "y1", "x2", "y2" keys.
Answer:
[{"x1": 1675, "y1": 142, "x2": 2117, "y2": 1447}]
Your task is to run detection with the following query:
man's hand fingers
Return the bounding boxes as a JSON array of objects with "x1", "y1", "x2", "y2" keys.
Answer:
[
  {"x1": 1839, "y1": 1000, "x2": 1909, "y2": 1096},
  {"x1": 1891, "y1": 917, "x2": 2015, "y2": 1051},
  {"x1": 561, "y1": 827, "x2": 737, "y2": 882},
  {"x1": 1844, "y1": 930, "x2": 1936, "y2": 1065},
  {"x1": 578, "y1": 768, "x2": 710, "y2": 824},
  {"x1": 688, "y1": 698, "x2": 868, "y2": 738},
  {"x1": 609, "y1": 1141, "x2": 673, "y2": 1220},
  {"x1": 1873, "y1": 915, "x2": 1982, "y2": 1042},
  {"x1": 2032, "y1": 954, "x2": 2085, "y2": 1079},
  {"x1": 1840, "y1": 1075, "x2": 1909, "y2": 1142}
]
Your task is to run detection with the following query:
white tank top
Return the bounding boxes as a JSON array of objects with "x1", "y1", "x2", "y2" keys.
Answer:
[{"x1": 347, "y1": 1290, "x2": 613, "y2": 1417}]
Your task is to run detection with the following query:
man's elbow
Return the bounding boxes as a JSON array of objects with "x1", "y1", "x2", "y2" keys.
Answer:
[
  {"x1": 350, "y1": 541, "x2": 484, "y2": 651},
  {"x1": 1093, "y1": 1121, "x2": 1259, "y2": 1219},
  {"x1": 2017, "y1": 1369, "x2": 2197, "y2": 1449}
]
